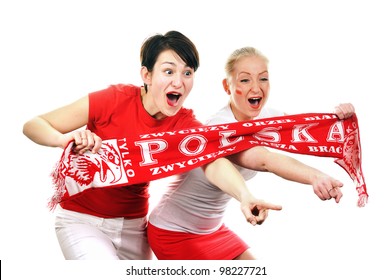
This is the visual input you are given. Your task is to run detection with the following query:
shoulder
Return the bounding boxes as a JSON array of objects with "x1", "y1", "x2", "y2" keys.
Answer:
[
  {"x1": 175, "y1": 107, "x2": 202, "y2": 127},
  {"x1": 109, "y1": 84, "x2": 142, "y2": 98},
  {"x1": 177, "y1": 107, "x2": 200, "y2": 122},
  {"x1": 205, "y1": 104, "x2": 234, "y2": 125},
  {"x1": 89, "y1": 84, "x2": 141, "y2": 103},
  {"x1": 258, "y1": 107, "x2": 285, "y2": 118}
]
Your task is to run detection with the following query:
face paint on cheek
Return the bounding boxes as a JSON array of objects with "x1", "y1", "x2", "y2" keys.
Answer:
[{"x1": 235, "y1": 89, "x2": 243, "y2": 95}]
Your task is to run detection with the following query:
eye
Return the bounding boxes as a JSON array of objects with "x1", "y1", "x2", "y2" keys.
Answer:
[
  {"x1": 260, "y1": 77, "x2": 269, "y2": 82},
  {"x1": 164, "y1": 69, "x2": 173, "y2": 75},
  {"x1": 184, "y1": 70, "x2": 193, "y2": 76},
  {"x1": 240, "y1": 79, "x2": 250, "y2": 83}
]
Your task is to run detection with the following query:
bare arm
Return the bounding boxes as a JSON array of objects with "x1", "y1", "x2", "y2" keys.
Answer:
[
  {"x1": 227, "y1": 146, "x2": 343, "y2": 202},
  {"x1": 22, "y1": 96, "x2": 101, "y2": 153},
  {"x1": 202, "y1": 157, "x2": 282, "y2": 225},
  {"x1": 230, "y1": 102, "x2": 355, "y2": 202}
]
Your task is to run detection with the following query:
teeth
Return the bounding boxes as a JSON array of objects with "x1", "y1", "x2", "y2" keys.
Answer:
[{"x1": 248, "y1": 97, "x2": 261, "y2": 105}]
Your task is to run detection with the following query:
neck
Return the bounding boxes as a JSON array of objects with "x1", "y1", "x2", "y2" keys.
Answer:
[
  {"x1": 141, "y1": 90, "x2": 166, "y2": 120},
  {"x1": 229, "y1": 103, "x2": 253, "y2": 122}
]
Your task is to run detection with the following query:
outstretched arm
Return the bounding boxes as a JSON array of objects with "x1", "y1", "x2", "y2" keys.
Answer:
[
  {"x1": 227, "y1": 102, "x2": 355, "y2": 203},
  {"x1": 227, "y1": 147, "x2": 343, "y2": 202},
  {"x1": 202, "y1": 158, "x2": 282, "y2": 225}
]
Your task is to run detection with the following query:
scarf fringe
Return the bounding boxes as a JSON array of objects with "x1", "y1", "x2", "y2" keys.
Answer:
[
  {"x1": 357, "y1": 194, "x2": 368, "y2": 208},
  {"x1": 356, "y1": 184, "x2": 369, "y2": 208},
  {"x1": 47, "y1": 147, "x2": 68, "y2": 211}
]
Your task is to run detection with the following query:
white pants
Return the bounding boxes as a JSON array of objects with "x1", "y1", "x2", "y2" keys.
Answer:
[{"x1": 54, "y1": 206, "x2": 152, "y2": 260}]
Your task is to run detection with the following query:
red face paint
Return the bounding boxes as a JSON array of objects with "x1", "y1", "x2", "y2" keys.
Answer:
[{"x1": 235, "y1": 89, "x2": 243, "y2": 95}]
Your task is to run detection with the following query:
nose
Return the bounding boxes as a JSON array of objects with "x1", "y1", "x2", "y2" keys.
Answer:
[
  {"x1": 250, "y1": 80, "x2": 261, "y2": 93},
  {"x1": 171, "y1": 73, "x2": 183, "y2": 88}
]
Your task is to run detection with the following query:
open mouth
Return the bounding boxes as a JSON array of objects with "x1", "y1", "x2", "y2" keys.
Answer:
[
  {"x1": 248, "y1": 97, "x2": 262, "y2": 108},
  {"x1": 166, "y1": 93, "x2": 182, "y2": 107}
]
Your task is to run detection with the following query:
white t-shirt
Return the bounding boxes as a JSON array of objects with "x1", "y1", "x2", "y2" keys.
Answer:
[{"x1": 148, "y1": 104, "x2": 285, "y2": 234}]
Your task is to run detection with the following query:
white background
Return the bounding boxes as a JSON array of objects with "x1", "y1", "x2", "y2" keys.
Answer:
[{"x1": 1, "y1": 0, "x2": 391, "y2": 279}]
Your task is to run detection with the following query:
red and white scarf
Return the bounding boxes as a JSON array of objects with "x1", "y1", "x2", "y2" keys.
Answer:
[{"x1": 49, "y1": 113, "x2": 368, "y2": 210}]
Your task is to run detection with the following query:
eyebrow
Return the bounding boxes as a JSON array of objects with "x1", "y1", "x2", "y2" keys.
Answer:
[
  {"x1": 238, "y1": 70, "x2": 269, "y2": 75},
  {"x1": 161, "y1": 61, "x2": 193, "y2": 71},
  {"x1": 161, "y1": 61, "x2": 176, "y2": 67}
]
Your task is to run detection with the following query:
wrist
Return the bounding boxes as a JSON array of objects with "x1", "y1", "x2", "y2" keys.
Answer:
[{"x1": 239, "y1": 189, "x2": 253, "y2": 203}]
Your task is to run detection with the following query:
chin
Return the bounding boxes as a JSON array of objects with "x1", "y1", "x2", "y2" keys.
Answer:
[
  {"x1": 164, "y1": 108, "x2": 180, "y2": 117},
  {"x1": 249, "y1": 110, "x2": 261, "y2": 118}
]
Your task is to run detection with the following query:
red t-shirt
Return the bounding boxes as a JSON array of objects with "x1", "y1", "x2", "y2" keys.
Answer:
[{"x1": 60, "y1": 84, "x2": 202, "y2": 219}]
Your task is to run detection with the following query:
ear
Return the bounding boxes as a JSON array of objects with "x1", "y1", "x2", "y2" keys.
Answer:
[
  {"x1": 140, "y1": 66, "x2": 152, "y2": 85},
  {"x1": 222, "y1": 79, "x2": 231, "y2": 95}
]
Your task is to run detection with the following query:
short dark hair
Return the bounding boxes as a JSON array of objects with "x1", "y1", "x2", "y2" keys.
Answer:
[{"x1": 140, "y1": 30, "x2": 200, "y2": 73}]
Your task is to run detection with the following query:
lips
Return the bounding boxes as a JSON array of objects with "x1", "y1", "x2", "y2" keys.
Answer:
[{"x1": 166, "y1": 92, "x2": 182, "y2": 107}]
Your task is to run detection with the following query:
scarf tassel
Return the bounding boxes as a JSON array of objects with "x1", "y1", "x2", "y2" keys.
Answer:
[{"x1": 48, "y1": 152, "x2": 67, "y2": 211}]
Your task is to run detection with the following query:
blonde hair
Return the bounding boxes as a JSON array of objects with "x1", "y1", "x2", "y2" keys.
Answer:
[{"x1": 224, "y1": 47, "x2": 269, "y2": 79}]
